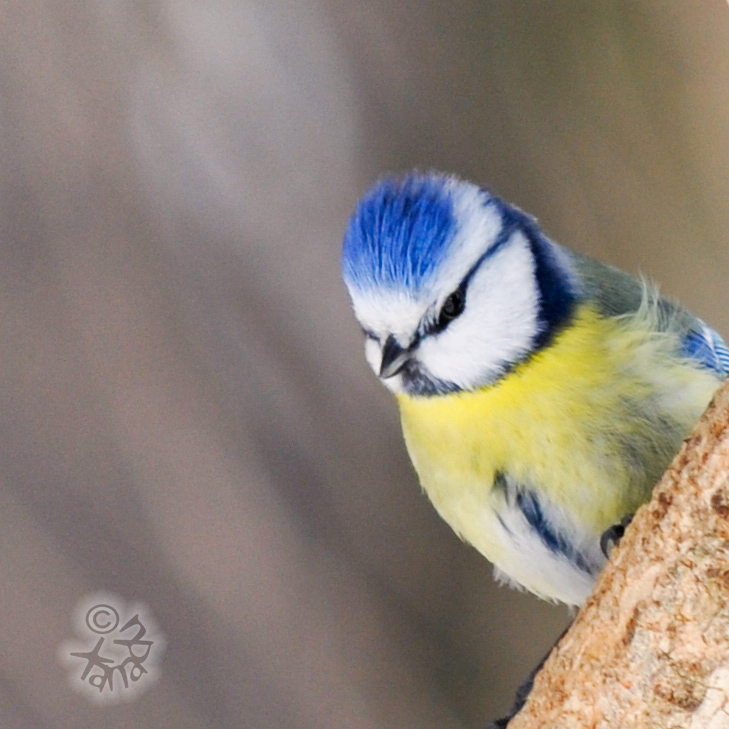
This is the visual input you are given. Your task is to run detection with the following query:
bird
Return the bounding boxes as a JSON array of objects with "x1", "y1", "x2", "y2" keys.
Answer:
[{"x1": 341, "y1": 171, "x2": 729, "y2": 607}]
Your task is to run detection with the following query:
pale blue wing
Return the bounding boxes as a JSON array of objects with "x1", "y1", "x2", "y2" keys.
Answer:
[{"x1": 681, "y1": 322, "x2": 729, "y2": 377}]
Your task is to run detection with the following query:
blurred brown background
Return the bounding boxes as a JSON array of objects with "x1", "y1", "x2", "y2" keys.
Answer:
[{"x1": 1, "y1": 2, "x2": 729, "y2": 728}]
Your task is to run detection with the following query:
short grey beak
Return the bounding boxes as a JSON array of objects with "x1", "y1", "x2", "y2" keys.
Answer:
[{"x1": 379, "y1": 335, "x2": 410, "y2": 378}]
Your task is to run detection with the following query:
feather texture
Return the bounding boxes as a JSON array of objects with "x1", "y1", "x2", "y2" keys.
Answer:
[{"x1": 342, "y1": 171, "x2": 728, "y2": 604}]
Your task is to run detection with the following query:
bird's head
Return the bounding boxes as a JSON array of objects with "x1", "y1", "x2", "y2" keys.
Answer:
[{"x1": 341, "y1": 172, "x2": 580, "y2": 396}]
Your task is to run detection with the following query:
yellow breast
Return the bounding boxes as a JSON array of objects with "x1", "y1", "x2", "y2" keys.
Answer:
[{"x1": 396, "y1": 304, "x2": 719, "y2": 564}]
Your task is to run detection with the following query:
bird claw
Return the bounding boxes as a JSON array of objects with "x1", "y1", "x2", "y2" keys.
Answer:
[{"x1": 600, "y1": 514, "x2": 634, "y2": 558}]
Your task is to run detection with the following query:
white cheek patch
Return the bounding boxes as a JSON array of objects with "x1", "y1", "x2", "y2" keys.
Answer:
[{"x1": 419, "y1": 234, "x2": 541, "y2": 389}]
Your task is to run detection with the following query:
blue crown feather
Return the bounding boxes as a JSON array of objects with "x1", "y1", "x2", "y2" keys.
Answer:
[{"x1": 342, "y1": 174, "x2": 459, "y2": 294}]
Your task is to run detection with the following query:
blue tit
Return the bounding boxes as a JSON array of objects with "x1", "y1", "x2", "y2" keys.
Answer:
[{"x1": 341, "y1": 171, "x2": 729, "y2": 606}]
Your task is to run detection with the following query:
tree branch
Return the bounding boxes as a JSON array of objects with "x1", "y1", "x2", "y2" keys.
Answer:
[{"x1": 510, "y1": 379, "x2": 729, "y2": 729}]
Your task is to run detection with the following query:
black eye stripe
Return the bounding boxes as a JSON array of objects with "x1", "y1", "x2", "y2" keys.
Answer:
[
  {"x1": 462, "y1": 216, "x2": 517, "y2": 285},
  {"x1": 426, "y1": 216, "x2": 519, "y2": 336}
]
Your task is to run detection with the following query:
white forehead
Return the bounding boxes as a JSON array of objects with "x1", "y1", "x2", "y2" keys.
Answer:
[{"x1": 349, "y1": 184, "x2": 505, "y2": 340}]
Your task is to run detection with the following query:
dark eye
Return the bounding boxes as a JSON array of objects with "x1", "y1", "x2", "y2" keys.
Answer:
[{"x1": 437, "y1": 288, "x2": 466, "y2": 329}]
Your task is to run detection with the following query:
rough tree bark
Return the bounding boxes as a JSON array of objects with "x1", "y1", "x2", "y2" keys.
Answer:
[{"x1": 511, "y1": 379, "x2": 729, "y2": 729}]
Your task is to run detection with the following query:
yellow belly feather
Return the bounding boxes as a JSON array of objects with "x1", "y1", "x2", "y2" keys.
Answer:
[{"x1": 396, "y1": 305, "x2": 719, "y2": 565}]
